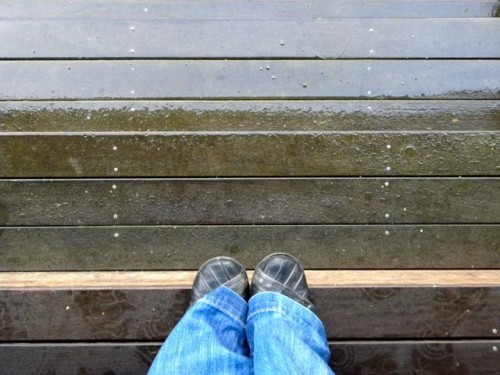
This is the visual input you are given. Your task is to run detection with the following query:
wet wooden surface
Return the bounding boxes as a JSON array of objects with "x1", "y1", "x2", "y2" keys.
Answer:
[
  {"x1": 1, "y1": 60, "x2": 499, "y2": 100},
  {"x1": 0, "y1": 283, "x2": 499, "y2": 340},
  {"x1": 0, "y1": 178, "x2": 498, "y2": 225},
  {"x1": 0, "y1": 341, "x2": 499, "y2": 375},
  {"x1": 1, "y1": 225, "x2": 498, "y2": 270},
  {"x1": 0, "y1": 0, "x2": 499, "y2": 373}
]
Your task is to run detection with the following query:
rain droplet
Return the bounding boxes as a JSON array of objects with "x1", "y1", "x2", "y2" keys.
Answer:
[
  {"x1": 411, "y1": 34, "x2": 415, "y2": 39},
  {"x1": 493, "y1": 328, "x2": 498, "y2": 334},
  {"x1": 112, "y1": 185, "x2": 117, "y2": 189},
  {"x1": 280, "y1": 41, "x2": 285, "y2": 46},
  {"x1": 367, "y1": 66, "x2": 371, "y2": 71},
  {"x1": 272, "y1": 76, "x2": 276, "y2": 80},
  {"x1": 400, "y1": 81, "x2": 405, "y2": 85},
  {"x1": 367, "y1": 90, "x2": 372, "y2": 95},
  {"x1": 385, "y1": 213, "x2": 390, "y2": 218},
  {"x1": 385, "y1": 230, "x2": 390, "y2": 236},
  {"x1": 114, "y1": 167, "x2": 119, "y2": 172},
  {"x1": 113, "y1": 146, "x2": 117, "y2": 151},
  {"x1": 302, "y1": 83, "x2": 308, "y2": 88},
  {"x1": 385, "y1": 182, "x2": 389, "y2": 186},
  {"x1": 130, "y1": 26, "x2": 135, "y2": 31},
  {"x1": 131, "y1": 90, "x2": 135, "y2": 94},
  {"x1": 369, "y1": 49, "x2": 374, "y2": 54},
  {"x1": 113, "y1": 214, "x2": 118, "y2": 219},
  {"x1": 114, "y1": 233, "x2": 119, "y2": 238},
  {"x1": 266, "y1": 65, "x2": 271, "y2": 70},
  {"x1": 386, "y1": 144, "x2": 391, "y2": 149},
  {"x1": 130, "y1": 48, "x2": 135, "y2": 53},
  {"x1": 386, "y1": 166, "x2": 391, "y2": 171},
  {"x1": 493, "y1": 346, "x2": 498, "y2": 352},
  {"x1": 130, "y1": 107, "x2": 136, "y2": 112},
  {"x1": 369, "y1": 28, "x2": 374, "y2": 32},
  {"x1": 65, "y1": 306, "x2": 70, "y2": 310},
  {"x1": 144, "y1": 7, "x2": 148, "y2": 12}
]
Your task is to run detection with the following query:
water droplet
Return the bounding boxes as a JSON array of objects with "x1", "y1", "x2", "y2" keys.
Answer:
[
  {"x1": 114, "y1": 167, "x2": 119, "y2": 172},
  {"x1": 385, "y1": 230, "x2": 390, "y2": 236},
  {"x1": 493, "y1": 346, "x2": 498, "y2": 352},
  {"x1": 131, "y1": 90, "x2": 135, "y2": 94},
  {"x1": 386, "y1": 166, "x2": 391, "y2": 171},
  {"x1": 86, "y1": 115, "x2": 91, "y2": 120},
  {"x1": 112, "y1": 185, "x2": 117, "y2": 189},
  {"x1": 385, "y1": 213, "x2": 390, "y2": 218},
  {"x1": 369, "y1": 28, "x2": 374, "y2": 32},
  {"x1": 259, "y1": 66, "x2": 263, "y2": 71},
  {"x1": 403, "y1": 207, "x2": 407, "y2": 211},
  {"x1": 280, "y1": 41, "x2": 285, "y2": 46},
  {"x1": 130, "y1": 48, "x2": 135, "y2": 53},
  {"x1": 65, "y1": 306, "x2": 70, "y2": 311},
  {"x1": 113, "y1": 214, "x2": 118, "y2": 219},
  {"x1": 385, "y1": 182, "x2": 389, "y2": 187},
  {"x1": 493, "y1": 328, "x2": 498, "y2": 334},
  {"x1": 272, "y1": 76, "x2": 276, "y2": 80},
  {"x1": 367, "y1": 66, "x2": 371, "y2": 71},
  {"x1": 130, "y1": 26, "x2": 135, "y2": 31},
  {"x1": 464, "y1": 7, "x2": 468, "y2": 12},
  {"x1": 400, "y1": 81, "x2": 405, "y2": 85},
  {"x1": 420, "y1": 229, "x2": 424, "y2": 233},
  {"x1": 367, "y1": 90, "x2": 372, "y2": 95},
  {"x1": 130, "y1": 66, "x2": 135, "y2": 71},
  {"x1": 144, "y1": 7, "x2": 148, "y2": 12},
  {"x1": 367, "y1": 105, "x2": 372, "y2": 110},
  {"x1": 130, "y1": 107, "x2": 136, "y2": 112},
  {"x1": 386, "y1": 144, "x2": 391, "y2": 149},
  {"x1": 369, "y1": 49, "x2": 374, "y2": 54},
  {"x1": 114, "y1": 233, "x2": 119, "y2": 238},
  {"x1": 113, "y1": 146, "x2": 117, "y2": 151},
  {"x1": 266, "y1": 65, "x2": 271, "y2": 70},
  {"x1": 411, "y1": 34, "x2": 416, "y2": 39},
  {"x1": 302, "y1": 83, "x2": 308, "y2": 88}
]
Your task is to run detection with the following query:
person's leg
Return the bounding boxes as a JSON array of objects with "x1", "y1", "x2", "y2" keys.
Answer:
[
  {"x1": 148, "y1": 257, "x2": 253, "y2": 375},
  {"x1": 247, "y1": 253, "x2": 334, "y2": 375}
]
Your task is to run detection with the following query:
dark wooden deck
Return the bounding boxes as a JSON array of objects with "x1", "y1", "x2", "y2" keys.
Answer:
[{"x1": 0, "y1": 1, "x2": 499, "y2": 374}]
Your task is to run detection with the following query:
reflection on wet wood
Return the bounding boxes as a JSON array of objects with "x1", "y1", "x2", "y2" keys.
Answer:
[
  {"x1": 1, "y1": 60, "x2": 498, "y2": 100},
  {"x1": 1, "y1": 1, "x2": 498, "y2": 19},
  {"x1": 1, "y1": 100, "x2": 499, "y2": 132},
  {"x1": 0, "y1": 178, "x2": 498, "y2": 225},
  {"x1": 0, "y1": 340, "x2": 498, "y2": 375},
  {"x1": 0, "y1": 283, "x2": 498, "y2": 340},
  {"x1": 1, "y1": 225, "x2": 498, "y2": 271},
  {"x1": 2, "y1": 19, "x2": 499, "y2": 58}
]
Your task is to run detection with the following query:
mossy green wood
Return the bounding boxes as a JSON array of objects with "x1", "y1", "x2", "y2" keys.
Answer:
[
  {"x1": 0, "y1": 132, "x2": 498, "y2": 177},
  {"x1": 1, "y1": 101, "x2": 499, "y2": 132}
]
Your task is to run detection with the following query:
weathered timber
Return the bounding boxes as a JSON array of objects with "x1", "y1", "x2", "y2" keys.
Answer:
[
  {"x1": 0, "y1": 178, "x2": 498, "y2": 226},
  {"x1": 0, "y1": 341, "x2": 499, "y2": 375},
  {"x1": 0, "y1": 132, "x2": 498, "y2": 177},
  {"x1": 2, "y1": 18, "x2": 499, "y2": 59},
  {"x1": 1, "y1": 225, "x2": 499, "y2": 271},
  {"x1": 1, "y1": 1, "x2": 498, "y2": 19},
  {"x1": 0, "y1": 281, "x2": 498, "y2": 340},
  {"x1": 1, "y1": 100, "x2": 499, "y2": 132},
  {"x1": 1, "y1": 60, "x2": 498, "y2": 100}
]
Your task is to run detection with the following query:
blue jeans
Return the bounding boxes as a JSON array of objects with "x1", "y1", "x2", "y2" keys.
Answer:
[{"x1": 148, "y1": 286, "x2": 334, "y2": 375}]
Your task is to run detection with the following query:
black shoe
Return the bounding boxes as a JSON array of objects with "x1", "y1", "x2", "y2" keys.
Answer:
[
  {"x1": 251, "y1": 253, "x2": 314, "y2": 310},
  {"x1": 190, "y1": 256, "x2": 249, "y2": 305}
]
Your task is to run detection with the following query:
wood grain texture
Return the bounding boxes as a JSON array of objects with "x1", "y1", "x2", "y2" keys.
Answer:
[
  {"x1": 0, "y1": 341, "x2": 499, "y2": 375},
  {"x1": 1, "y1": 225, "x2": 498, "y2": 271},
  {"x1": 1, "y1": 132, "x2": 498, "y2": 177},
  {"x1": 2, "y1": 18, "x2": 498, "y2": 58},
  {"x1": 0, "y1": 178, "x2": 498, "y2": 226},
  {"x1": 1, "y1": 100, "x2": 499, "y2": 132},
  {"x1": 1, "y1": 60, "x2": 498, "y2": 100},
  {"x1": 0, "y1": 284, "x2": 498, "y2": 340},
  {"x1": 2, "y1": 1, "x2": 498, "y2": 19}
]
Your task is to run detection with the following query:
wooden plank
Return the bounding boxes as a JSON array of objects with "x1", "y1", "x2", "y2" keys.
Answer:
[
  {"x1": 2, "y1": 270, "x2": 499, "y2": 289},
  {"x1": 1, "y1": 60, "x2": 498, "y2": 100},
  {"x1": 1, "y1": 1, "x2": 497, "y2": 19},
  {"x1": 2, "y1": 18, "x2": 499, "y2": 58},
  {"x1": 0, "y1": 274, "x2": 498, "y2": 340},
  {"x1": 1, "y1": 100, "x2": 499, "y2": 132},
  {"x1": 1, "y1": 131, "x2": 498, "y2": 177},
  {"x1": 0, "y1": 341, "x2": 499, "y2": 375},
  {"x1": 0, "y1": 178, "x2": 498, "y2": 226},
  {"x1": 1, "y1": 225, "x2": 498, "y2": 271}
]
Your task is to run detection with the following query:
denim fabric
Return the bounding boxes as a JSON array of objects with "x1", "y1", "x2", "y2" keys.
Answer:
[{"x1": 148, "y1": 286, "x2": 334, "y2": 375}]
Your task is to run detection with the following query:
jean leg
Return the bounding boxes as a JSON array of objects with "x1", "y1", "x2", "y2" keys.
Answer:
[
  {"x1": 247, "y1": 292, "x2": 334, "y2": 375},
  {"x1": 148, "y1": 286, "x2": 253, "y2": 375}
]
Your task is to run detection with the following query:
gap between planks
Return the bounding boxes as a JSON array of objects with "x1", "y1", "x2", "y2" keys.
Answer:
[{"x1": 1, "y1": 270, "x2": 499, "y2": 289}]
